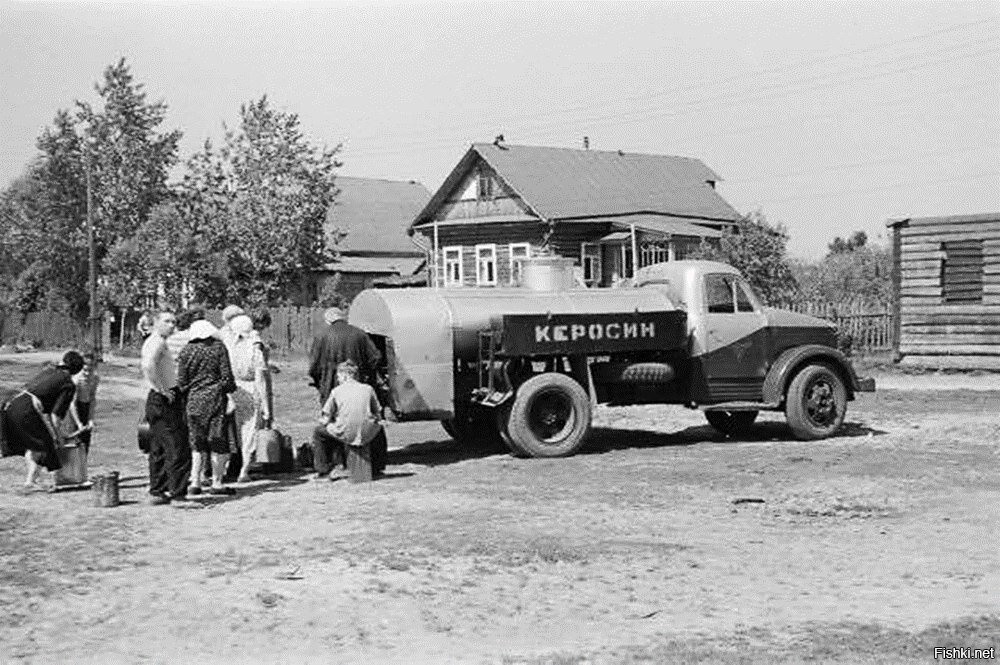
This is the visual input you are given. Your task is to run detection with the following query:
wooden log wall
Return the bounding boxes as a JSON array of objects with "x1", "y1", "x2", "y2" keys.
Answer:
[{"x1": 895, "y1": 216, "x2": 1000, "y2": 357}]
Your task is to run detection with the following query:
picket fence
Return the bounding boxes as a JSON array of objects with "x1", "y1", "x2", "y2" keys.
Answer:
[
  {"x1": 1, "y1": 301, "x2": 896, "y2": 356},
  {"x1": 780, "y1": 301, "x2": 893, "y2": 352}
]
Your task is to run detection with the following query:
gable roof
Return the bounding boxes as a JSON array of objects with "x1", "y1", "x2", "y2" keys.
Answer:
[
  {"x1": 886, "y1": 212, "x2": 1000, "y2": 228},
  {"x1": 413, "y1": 143, "x2": 740, "y2": 228},
  {"x1": 328, "y1": 176, "x2": 431, "y2": 254}
]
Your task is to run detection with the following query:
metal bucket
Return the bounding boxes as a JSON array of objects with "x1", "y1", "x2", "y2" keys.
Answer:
[{"x1": 92, "y1": 471, "x2": 120, "y2": 508}]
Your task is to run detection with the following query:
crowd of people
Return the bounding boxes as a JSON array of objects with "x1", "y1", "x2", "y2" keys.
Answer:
[{"x1": 1, "y1": 303, "x2": 388, "y2": 503}]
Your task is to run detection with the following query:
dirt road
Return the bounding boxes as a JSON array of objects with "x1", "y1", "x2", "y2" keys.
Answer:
[{"x1": 1, "y1": 355, "x2": 997, "y2": 663}]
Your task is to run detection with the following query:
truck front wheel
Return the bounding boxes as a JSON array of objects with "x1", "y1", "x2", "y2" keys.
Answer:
[
  {"x1": 705, "y1": 410, "x2": 758, "y2": 437},
  {"x1": 784, "y1": 364, "x2": 847, "y2": 440},
  {"x1": 506, "y1": 373, "x2": 591, "y2": 457}
]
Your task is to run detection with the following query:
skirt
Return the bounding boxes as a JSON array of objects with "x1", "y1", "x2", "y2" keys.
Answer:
[{"x1": 3, "y1": 393, "x2": 62, "y2": 471}]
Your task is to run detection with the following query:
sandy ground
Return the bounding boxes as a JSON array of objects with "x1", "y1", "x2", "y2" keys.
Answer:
[{"x1": 1, "y1": 354, "x2": 998, "y2": 664}]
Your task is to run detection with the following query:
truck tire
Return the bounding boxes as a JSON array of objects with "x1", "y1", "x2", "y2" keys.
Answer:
[
  {"x1": 705, "y1": 410, "x2": 758, "y2": 437},
  {"x1": 506, "y1": 373, "x2": 591, "y2": 457},
  {"x1": 495, "y1": 405, "x2": 529, "y2": 457},
  {"x1": 784, "y1": 363, "x2": 847, "y2": 440},
  {"x1": 591, "y1": 362, "x2": 674, "y2": 384}
]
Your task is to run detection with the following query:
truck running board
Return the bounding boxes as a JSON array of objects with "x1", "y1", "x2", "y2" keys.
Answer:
[{"x1": 701, "y1": 401, "x2": 780, "y2": 411}]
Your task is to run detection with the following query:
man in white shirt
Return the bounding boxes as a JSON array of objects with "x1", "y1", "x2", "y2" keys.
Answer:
[{"x1": 141, "y1": 311, "x2": 191, "y2": 505}]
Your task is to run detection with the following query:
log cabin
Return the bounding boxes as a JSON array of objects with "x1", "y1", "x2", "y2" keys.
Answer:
[
  {"x1": 408, "y1": 142, "x2": 741, "y2": 288},
  {"x1": 888, "y1": 212, "x2": 1000, "y2": 365},
  {"x1": 299, "y1": 176, "x2": 431, "y2": 304}
]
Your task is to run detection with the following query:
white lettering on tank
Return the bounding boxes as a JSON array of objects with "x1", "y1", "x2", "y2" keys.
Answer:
[
  {"x1": 535, "y1": 326, "x2": 551, "y2": 342},
  {"x1": 623, "y1": 323, "x2": 638, "y2": 338},
  {"x1": 606, "y1": 323, "x2": 621, "y2": 339},
  {"x1": 571, "y1": 324, "x2": 586, "y2": 341},
  {"x1": 641, "y1": 322, "x2": 655, "y2": 338},
  {"x1": 588, "y1": 324, "x2": 603, "y2": 340},
  {"x1": 553, "y1": 325, "x2": 569, "y2": 342}
]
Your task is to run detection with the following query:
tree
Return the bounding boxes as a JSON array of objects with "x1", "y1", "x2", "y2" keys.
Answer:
[
  {"x1": 827, "y1": 230, "x2": 868, "y2": 255},
  {"x1": 2, "y1": 58, "x2": 181, "y2": 319},
  {"x1": 794, "y1": 237, "x2": 890, "y2": 306},
  {"x1": 178, "y1": 96, "x2": 341, "y2": 306},
  {"x1": 690, "y1": 210, "x2": 798, "y2": 304}
]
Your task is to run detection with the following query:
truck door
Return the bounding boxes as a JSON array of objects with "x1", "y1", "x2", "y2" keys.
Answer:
[{"x1": 694, "y1": 273, "x2": 769, "y2": 402}]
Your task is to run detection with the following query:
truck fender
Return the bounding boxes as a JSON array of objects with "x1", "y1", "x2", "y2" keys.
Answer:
[{"x1": 762, "y1": 345, "x2": 862, "y2": 405}]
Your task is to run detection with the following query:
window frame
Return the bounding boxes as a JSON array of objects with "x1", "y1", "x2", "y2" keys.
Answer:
[
  {"x1": 443, "y1": 246, "x2": 464, "y2": 287},
  {"x1": 509, "y1": 242, "x2": 530, "y2": 285},
  {"x1": 475, "y1": 243, "x2": 498, "y2": 287},
  {"x1": 580, "y1": 242, "x2": 602, "y2": 286},
  {"x1": 941, "y1": 240, "x2": 984, "y2": 304}
]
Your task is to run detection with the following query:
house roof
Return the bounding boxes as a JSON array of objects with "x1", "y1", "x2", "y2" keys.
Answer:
[
  {"x1": 328, "y1": 176, "x2": 431, "y2": 254},
  {"x1": 413, "y1": 143, "x2": 740, "y2": 228},
  {"x1": 886, "y1": 212, "x2": 1000, "y2": 227},
  {"x1": 595, "y1": 214, "x2": 724, "y2": 239},
  {"x1": 320, "y1": 256, "x2": 425, "y2": 275}
]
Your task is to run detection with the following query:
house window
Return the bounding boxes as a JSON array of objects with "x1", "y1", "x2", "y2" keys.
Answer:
[
  {"x1": 581, "y1": 243, "x2": 601, "y2": 286},
  {"x1": 476, "y1": 244, "x2": 497, "y2": 286},
  {"x1": 942, "y1": 240, "x2": 983, "y2": 303},
  {"x1": 509, "y1": 243, "x2": 530, "y2": 285},
  {"x1": 639, "y1": 241, "x2": 671, "y2": 268},
  {"x1": 477, "y1": 171, "x2": 495, "y2": 200},
  {"x1": 443, "y1": 246, "x2": 464, "y2": 287}
]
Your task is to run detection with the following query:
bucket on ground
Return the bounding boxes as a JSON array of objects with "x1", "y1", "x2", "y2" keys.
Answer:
[{"x1": 92, "y1": 471, "x2": 120, "y2": 507}]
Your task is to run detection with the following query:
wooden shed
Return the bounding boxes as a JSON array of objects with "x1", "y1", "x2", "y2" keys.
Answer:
[{"x1": 888, "y1": 212, "x2": 1000, "y2": 365}]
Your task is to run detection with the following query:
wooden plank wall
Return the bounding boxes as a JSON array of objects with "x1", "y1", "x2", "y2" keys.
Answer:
[
  {"x1": 897, "y1": 217, "x2": 1000, "y2": 357},
  {"x1": 425, "y1": 222, "x2": 546, "y2": 287}
]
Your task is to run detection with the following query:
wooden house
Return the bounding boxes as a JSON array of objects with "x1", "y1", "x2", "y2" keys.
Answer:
[
  {"x1": 300, "y1": 176, "x2": 431, "y2": 304},
  {"x1": 888, "y1": 212, "x2": 1000, "y2": 364},
  {"x1": 408, "y1": 142, "x2": 740, "y2": 288}
]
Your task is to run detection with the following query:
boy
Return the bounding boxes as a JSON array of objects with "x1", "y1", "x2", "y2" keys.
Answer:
[{"x1": 311, "y1": 360, "x2": 383, "y2": 480}]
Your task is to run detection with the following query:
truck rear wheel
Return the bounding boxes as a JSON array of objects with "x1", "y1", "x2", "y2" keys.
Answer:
[
  {"x1": 506, "y1": 373, "x2": 591, "y2": 457},
  {"x1": 705, "y1": 410, "x2": 758, "y2": 437},
  {"x1": 784, "y1": 364, "x2": 847, "y2": 440}
]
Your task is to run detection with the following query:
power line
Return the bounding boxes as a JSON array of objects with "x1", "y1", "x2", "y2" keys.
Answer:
[
  {"x1": 726, "y1": 143, "x2": 1000, "y2": 185},
  {"x1": 741, "y1": 170, "x2": 1000, "y2": 205},
  {"x1": 341, "y1": 17, "x2": 998, "y2": 146}
]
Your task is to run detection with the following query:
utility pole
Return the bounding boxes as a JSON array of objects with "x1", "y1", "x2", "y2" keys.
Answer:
[{"x1": 85, "y1": 139, "x2": 101, "y2": 361}]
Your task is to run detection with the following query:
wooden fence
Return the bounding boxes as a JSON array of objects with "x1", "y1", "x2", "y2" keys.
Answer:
[
  {"x1": 2, "y1": 301, "x2": 897, "y2": 356},
  {"x1": 781, "y1": 301, "x2": 894, "y2": 352}
]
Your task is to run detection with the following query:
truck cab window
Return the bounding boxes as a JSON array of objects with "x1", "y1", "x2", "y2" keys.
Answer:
[
  {"x1": 735, "y1": 279, "x2": 756, "y2": 312},
  {"x1": 705, "y1": 274, "x2": 735, "y2": 313}
]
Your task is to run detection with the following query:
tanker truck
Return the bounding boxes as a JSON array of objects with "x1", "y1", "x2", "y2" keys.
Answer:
[{"x1": 348, "y1": 258, "x2": 875, "y2": 458}]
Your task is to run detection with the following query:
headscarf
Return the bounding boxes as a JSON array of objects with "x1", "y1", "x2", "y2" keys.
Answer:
[
  {"x1": 222, "y1": 305, "x2": 245, "y2": 323},
  {"x1": 59, "y1": 350, "x2": 86, "y2": 375},
  {"x1": 231, "y1": 314, "x2": 254, "y2": 338},
  {"x1": 188, "y1": 320, "x2": 219, "y2": 341},
  {"x1": 324, "y1": 307, "x2": 346, "y2": 324}
]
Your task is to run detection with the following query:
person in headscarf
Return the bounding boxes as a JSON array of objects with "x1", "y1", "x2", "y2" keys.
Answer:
[
  {"x1": 228, "y1": 314, "x2": 273, "y2": 483},
  {"x1": 219, "y1": 304, "x2": 246, "y2": 354},
  {"x1": 307, "y1": 306, "x2": 381, "y2": 403},
  {"x1": 2, "y1": 350, "x2": 86, "y2": 489},
  {"x1": 177, "y1": 320, "x2": 236, "y2": 495}
]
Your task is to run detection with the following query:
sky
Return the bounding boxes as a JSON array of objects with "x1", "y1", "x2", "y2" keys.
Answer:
[{"x1": 1, "y1": 0, "x2": 998, "y2": 259}]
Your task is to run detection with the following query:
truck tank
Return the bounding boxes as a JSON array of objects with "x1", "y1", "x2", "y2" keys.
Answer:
[{"x1": 349, "y1": 285, "x2": 681, "y2": 420}]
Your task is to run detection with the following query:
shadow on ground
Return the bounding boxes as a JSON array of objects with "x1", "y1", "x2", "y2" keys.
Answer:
[
  {"x1": 582, "y1": 420, "x2": 888, "y2": 455},
  {"x1": 387, "y1": 437, "x2": 506, "y2": 467}
]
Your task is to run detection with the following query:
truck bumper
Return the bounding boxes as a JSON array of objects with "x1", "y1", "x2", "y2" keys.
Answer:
[{"x1": 856, "y1": 376, "x2": 876, "y2": 392}]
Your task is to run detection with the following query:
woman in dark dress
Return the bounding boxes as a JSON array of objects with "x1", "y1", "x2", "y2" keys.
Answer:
[
  {"x1": 177, "y1": 321, "x2": 237, "y2": 495},
  {"x1": 2, "y1": 351, "x2": 85, "y2": 488}
]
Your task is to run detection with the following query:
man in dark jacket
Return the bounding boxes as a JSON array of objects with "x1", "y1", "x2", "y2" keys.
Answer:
[{"x1": 307, "y1": 307, "x2": 381, "y2": 402}]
